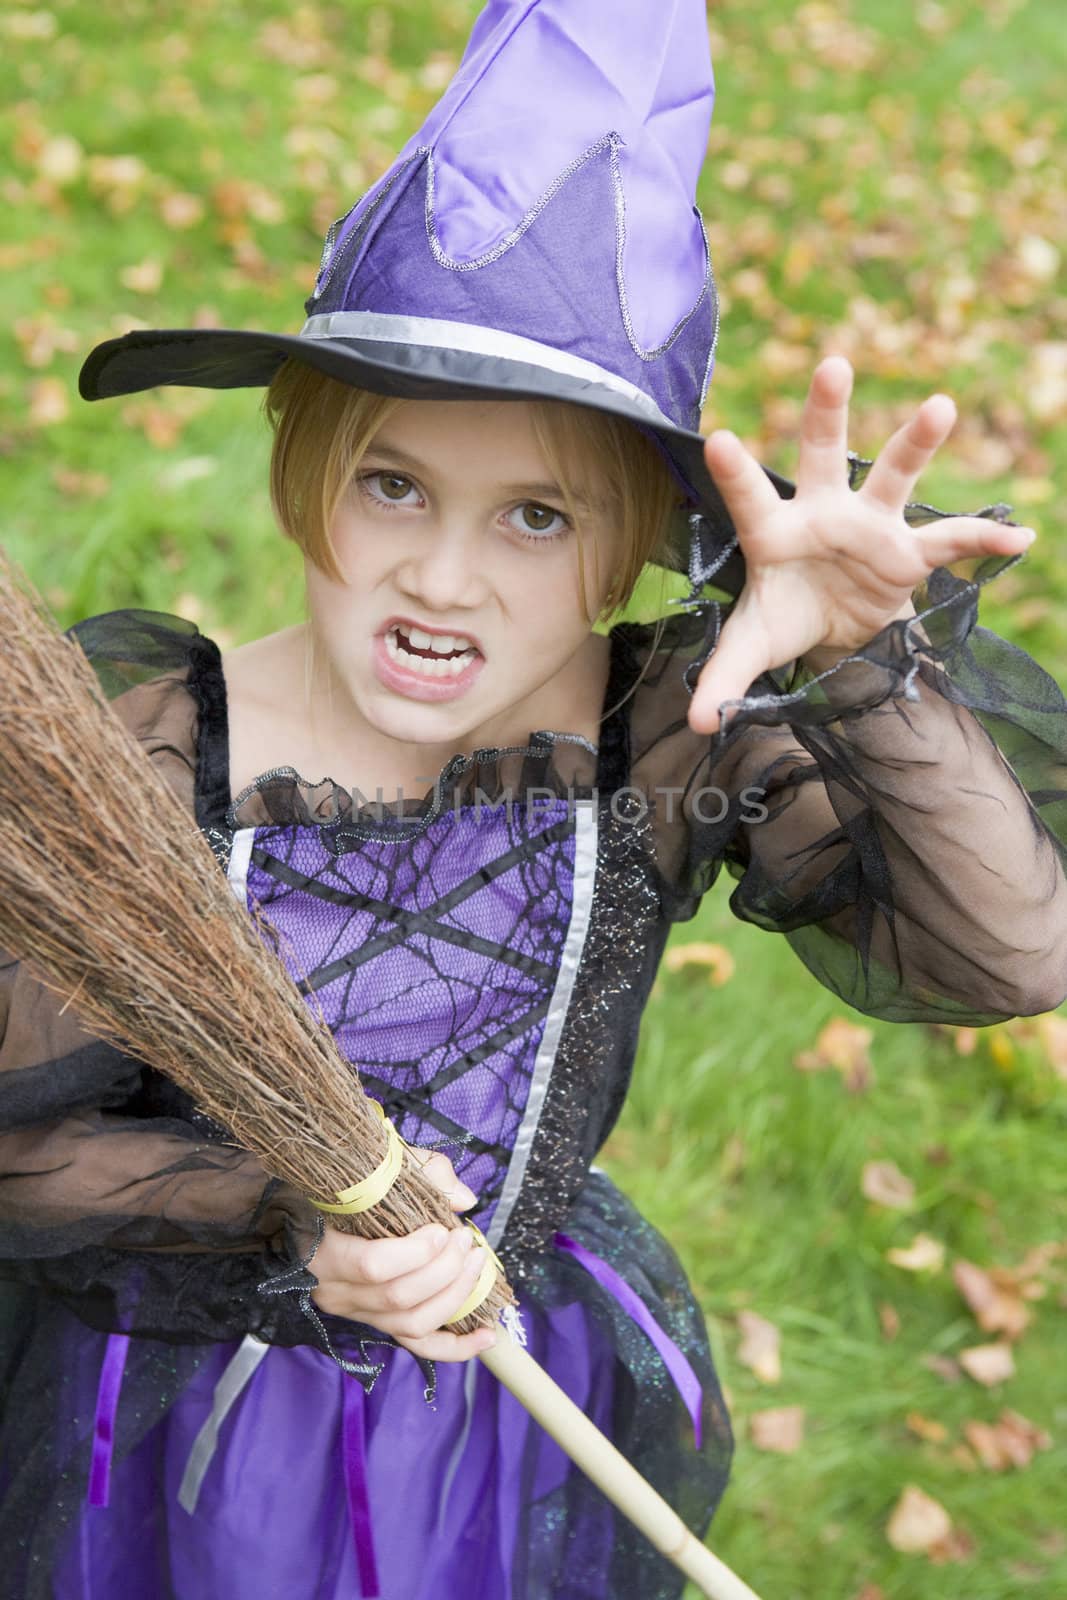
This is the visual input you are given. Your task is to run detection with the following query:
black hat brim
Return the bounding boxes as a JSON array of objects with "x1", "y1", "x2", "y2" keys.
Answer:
[{"x1": 80, "y1": 326, "x2": 795, "y2": 594}]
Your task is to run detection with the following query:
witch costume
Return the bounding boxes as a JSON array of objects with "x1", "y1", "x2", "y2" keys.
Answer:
[{"x1": 3, "y1": 1, "x2": 1067, "y2": 1595}]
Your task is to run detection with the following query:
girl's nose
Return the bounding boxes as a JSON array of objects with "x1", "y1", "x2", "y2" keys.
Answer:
[{"x1": 394, "y1": 522, "x2": 491, "y2": 612}]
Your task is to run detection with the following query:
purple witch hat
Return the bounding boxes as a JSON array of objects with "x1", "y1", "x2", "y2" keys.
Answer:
[{"x1": 80, "y1": 0, "x2": 789, "y2": 590}]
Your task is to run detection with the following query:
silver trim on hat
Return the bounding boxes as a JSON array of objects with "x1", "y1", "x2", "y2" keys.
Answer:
[{"x1": 298, "y1": 311, "x2": 678, "y2": 429}]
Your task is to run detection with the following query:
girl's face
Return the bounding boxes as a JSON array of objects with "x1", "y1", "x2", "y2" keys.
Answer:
[{"x1": 304, "y1": 397, "x2": 623, "y2": 754}]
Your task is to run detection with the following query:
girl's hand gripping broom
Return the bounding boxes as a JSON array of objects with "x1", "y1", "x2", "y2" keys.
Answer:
[{"x1": 0, "y1": 549, "x2": 761, "y2": 1600}]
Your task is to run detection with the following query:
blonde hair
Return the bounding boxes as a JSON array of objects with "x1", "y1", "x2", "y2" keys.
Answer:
[{"x1": 263, "y1": 357, "x2": 682, "y2": 622}]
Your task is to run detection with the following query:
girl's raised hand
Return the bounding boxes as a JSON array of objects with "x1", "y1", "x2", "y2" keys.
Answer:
[
  {"x1": 688, "y1": 354, "x2": 1036, "y2": 734},
  {"x1": 309, "y1": 1149, "x2": 498, "y2": 1362}
]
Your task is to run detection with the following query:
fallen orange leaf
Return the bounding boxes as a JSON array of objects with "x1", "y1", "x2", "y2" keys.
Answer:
[
  {"x1": 749, "y1": 1405, "x2": 805, "y2": 1454},
  {"x1": 905, "y1": 1412, "x2": 948, "y2": 1444},
  {"x1": 962, "y1": 1410, "x2": 1051, "y2": 1471},
  {"x1": 886, "y1": 1484, "x2": 952, "y2": 1554},
  {"x1": 159, "y1": 191, "x2": 205, "y2": 230},
  {"x1": 958, "y1": 1342, "x2": 1015, "y2": 1387},
  {"x1": 921, "y1": 1353, "x2": 962, "y2": 1385},
  {"x1": 861, "y1": 1160, "x2": 915, "y2": 1210},
  {"x1": 120, "y1": 258, "x2": 164, "y2": 295},
  {"x1": 878, "y1": 1302, "x2": 901, "y2": 1341},
  {"x1": 662, "y1": 942, "x2": 735, "y2": 986},
  {"x1": 736, "y1": 1310, "x2": 781, "y2": 1385},
  {"x1": 887, "y1": 1233, "x2": 945, "y2": 1273},
  {"x1": 28, "y1": 377, "x2": 69, "y2": 428},
  {"x1": 794, "y1": 1016, "x2": 874, "y2": 1091},
  {"x1": 953, "y1": 1260, "x2": 1030, "y2": 1340},
  {"x1": 36, "y1": 134, "x2": 83, "y2": 186}
]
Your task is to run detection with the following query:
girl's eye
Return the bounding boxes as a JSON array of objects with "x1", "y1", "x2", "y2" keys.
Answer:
[
  {"x1": 360, "y1": 471, "x2": 421, "y2": 507},
  {"x1": 505, "y1": 502, "x2": 571, "y2": 541}
]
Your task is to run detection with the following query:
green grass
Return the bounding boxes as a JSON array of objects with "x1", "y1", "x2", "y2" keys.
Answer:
[
  {"x1": 2, "y1": 2, "x2": 1065, "y2": 1595},
  {"x1": 622, "y1": 898, "x2": 1067, "y2": 1598}
]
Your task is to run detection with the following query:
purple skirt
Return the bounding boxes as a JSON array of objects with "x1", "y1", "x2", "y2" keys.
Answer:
[{"x1": 12, "y1": 1176, "x2": 733, "y2": 1599}]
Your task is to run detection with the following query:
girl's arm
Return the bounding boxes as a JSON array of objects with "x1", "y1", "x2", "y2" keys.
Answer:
[
  {"x1": 714, "y1": 650, "x2": 1067, "y2": 1021},
  {"x1": 667, "y1": 353, "x2": 1067, "y2": 1021},
  {"x1": 0, "y1": 951, "x2": 325, "y2": 1344}
]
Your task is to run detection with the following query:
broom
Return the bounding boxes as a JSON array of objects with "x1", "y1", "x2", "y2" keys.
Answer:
[{"x1": 0, "y1": 547, "x2": 761, "y2": 1600}]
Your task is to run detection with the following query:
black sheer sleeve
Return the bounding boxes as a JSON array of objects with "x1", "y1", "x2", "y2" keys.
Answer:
[
  {"x1": 626, "y1": 521, "x2": 1067, "y2": 1024},
  {"x1": 0, "y1": 614, "x2": 332, "y2": 1348}
]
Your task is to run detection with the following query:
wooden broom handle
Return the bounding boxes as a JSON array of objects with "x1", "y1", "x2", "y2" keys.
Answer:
[{"x1": 479, "y1": 1332, "x2": 763, "y2": 1600}]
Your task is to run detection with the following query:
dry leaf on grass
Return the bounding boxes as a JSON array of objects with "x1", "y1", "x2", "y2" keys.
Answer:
[
  {"x1": 793, "y1": 1016, "x2": 874, "y2": 1090},
  {"x1": 52, "y1": 469, "x2": 109, "y2": 500},
  {"x1": 120, "y1": 258, "x2": 164, "y2": 295},
  {"x1": 905, "y1": 1412, "x2": 949, "y2": 1444},
  {"x1": 962, "y1": 1410, "x2": 1051, "y2": 1470},
  {"x1": 862, "y1": 1160, "x2": 915, "y2": 1209},
  {"x1": 749, "y1": 1405, "x2": 805, "y2": 1454},
  {"x1": 928, "y1": 1527, "x2": 976, "y2": 1565},
  {"x1": 886, "y1": 1484, "x2": 952, "y2": 1553},
  {"x1": 736, "y1": 1310, "x2": 781, "y2": 1384},
  {"x1": 958, "y1": 1342, "x2": 1015, "y2": 1387},
  {"x1": 887, "y1": 1233, "x2": 945, "y2": 1273},
  {"x1": 28, "y1": 377, "x2": 69, "y2": 427},
  {"x1": 878, "y1": 1302, "x2": 901, "y2": 1340},
  {"x1": 37, "y1": 134, "x2": 84, "y2": 185},
  {"x1": 921, "y1": 1353, "x2": 962, "y2": 1384},
  {"x1": 1036, "y1": 1013, "x2": 1067, "y2": 1077},
  {"x1": 159, "y1": 191, "x2": 205, "y2": 230},
  {"x1": 662, "y1": 942, "x2": 735, "y2": 986},
  {"x1": 13, "y1": 315, "x2": 79, "y2": 369},
  {"x1": 1011, "y1": 1241, "x2": 1065, "y2": 1280},
  {"x1": 953, "y1": 1259, "x2": 1031, "y2": 1339}
]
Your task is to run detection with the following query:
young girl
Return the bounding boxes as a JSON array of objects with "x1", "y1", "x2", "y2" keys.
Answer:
[{"x1": 3, "y1": 2, "x2": 1067, "y2": 1596}]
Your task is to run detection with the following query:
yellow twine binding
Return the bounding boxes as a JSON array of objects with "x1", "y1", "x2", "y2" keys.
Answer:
[
  {"x1": 448, "y1": 1221, "x2": 504, "y2": 1325},
  {"x1": 308, "y1": 1102, "x2": 404, "y2": 1215},
  {"x1": 307, "y1": 1111, "x2": 502, "y2": 1324}
]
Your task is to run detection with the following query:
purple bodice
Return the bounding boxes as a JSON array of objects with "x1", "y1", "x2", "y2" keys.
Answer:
[{"x1": 228, "y1": 799, "x2": 584, "y2": 1243}]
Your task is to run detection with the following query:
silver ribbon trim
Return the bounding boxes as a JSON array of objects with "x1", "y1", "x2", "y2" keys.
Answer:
[
  {"x1": 486, "y1": 800, "x2": 598, "y2": 1251},
  {"x1": 298, "y1": 311, "x2": 677, "y2": 430},
  {"x1": 226, "y1": 826, "x2": 255, "y2": 907},
  {"x1": 177, "y1": 1335, "x2": 271, "y2": 1514}
]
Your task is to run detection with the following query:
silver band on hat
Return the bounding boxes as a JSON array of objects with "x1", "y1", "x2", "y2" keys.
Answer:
[{"x1": 298, "y1": 311, "x2": 678, "y2": 430}]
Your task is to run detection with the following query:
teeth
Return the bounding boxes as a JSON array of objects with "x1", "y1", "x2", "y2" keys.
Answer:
[
  {"x1": 398, "y1": 625, "x2": 476, "y2": 656},
  {"x1": 386, "y1": 627, "x2": 477, "y2": 678}
]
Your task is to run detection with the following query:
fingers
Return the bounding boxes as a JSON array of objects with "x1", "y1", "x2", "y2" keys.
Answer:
[
  {"x1": 345, "y1": 1222, "x2": 454, "y2": 1287},
  {"x1": 408, "y1": 1148, "x2": 477, "y2": 1212},
  {"x1": 861, "y1": 393, "x2": 957, "y2": 514},
  {"x1": 391, "y1": 1234, "x2": 493, "y2": 1338},
  {"x1": 703, "y1": 429, "x2": 782, "y2": 539},
  {"x1": 394, "y1": 1324, "x2": 499, "y2": 1364},
  {"x1": 795, "y1": 355, "x2": 853, "y2": 495},
  {"x1": 913, "y1": 515, "x2": 1036, "y2": 569},
  {"x1": 312, "y1": 1219, "x2": 496, "y2": 1342},
  {"x1": 688, "y1": 603, "x2": 777, "y2": 736},
  {"x1": 360, "y1": 1221, "x2": 480, "y2": 1313}
]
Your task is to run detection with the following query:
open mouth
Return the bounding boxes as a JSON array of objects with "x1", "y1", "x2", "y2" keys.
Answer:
[{"x1": 384, "y1": 624, "x2": 481, "y2": 679}]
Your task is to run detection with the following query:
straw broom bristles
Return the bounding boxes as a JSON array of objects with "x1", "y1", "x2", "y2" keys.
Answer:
[{"x1": 0, "y1": 546, "x2": 512, "y2": 1332}]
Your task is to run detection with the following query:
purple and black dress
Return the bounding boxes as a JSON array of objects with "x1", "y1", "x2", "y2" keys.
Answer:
[{"x1": 2, "y1": 572, "x2": 1067, "y2": 1598}]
